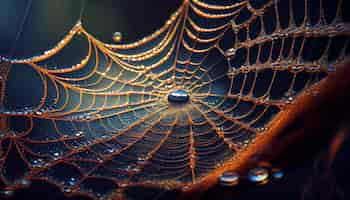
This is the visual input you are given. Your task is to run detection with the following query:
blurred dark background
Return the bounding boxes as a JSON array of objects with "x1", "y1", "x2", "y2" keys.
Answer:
[
  {"x1": 0, "y1": 0, "x2": 349, "y2": 200},
  {"x1": 0, "y1": 0, "x2": 182, "y2": 58}
]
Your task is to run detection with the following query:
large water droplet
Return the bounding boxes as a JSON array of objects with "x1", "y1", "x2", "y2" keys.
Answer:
[
  {"x1": 219, "y1": 171, "x2": 240, "y2": 186},
  {"x1": 248, "y1": 167, "x2": 269, "y2": 184},
  {"x1": 167, "y1": 89, "x2": 189, "y2": 103}
]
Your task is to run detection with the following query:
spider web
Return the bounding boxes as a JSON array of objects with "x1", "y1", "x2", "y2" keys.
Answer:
[{"x1": 0, "y1": 0, "x2": 349, "y2": 199}]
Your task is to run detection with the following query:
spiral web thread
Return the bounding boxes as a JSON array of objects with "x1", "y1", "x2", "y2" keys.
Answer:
[{"x1": 0, "y1": 0, "x2": 349, "y2": 199}]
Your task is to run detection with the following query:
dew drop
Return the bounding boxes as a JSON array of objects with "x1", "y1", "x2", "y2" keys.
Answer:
[
  {"x1": 225, "y1": 48, "x2": 236, "y2": 57},
  {"x1": 107, "y1": 148, "x2": 115, "y2": 153},
  {"x1": 137, "y1": 157, "x2": 150, "y2": 166},
  {"x1": 248, "y1": 167, "x2": 269, "y2": 184},
  {"x1": 35, "y1": 111, "x2": 43, "y2": 115},
  {"x1": 167, "y1": 89, "x2": 189, "y2": 103},
  {"x1": 112, "y1": 32, "x2": 122, "y2": 43},
  {"x1": 271, "y1": 168, "x2": 284, "y2": 179},
  {"x1": 75, "y1": 130, "x2": 84, "y2": 137},
  {"x1": 96, "y1": 192, "x2": 102, "y2": 198},
  {"x1": 219, "y1": 171, "x2": 240, "y2": 186},
  {"x1": 53, "y1": 152, "x2": 60, "y2": 158},
  {"x1": 0, "y1": 190, "x2": 14, "y2": 198},
  {"x1": 63, "y1": 187, "x2": 72, "y2": 193},
  {"x1": 32, "y1": 159, "x2": 43, "y2": 167},
  {"x1": 291, "y1": 65, "x2": 302, "y2": 71},
  {"x1": 19, "y1": 179, "x2": 31, "y2": 187},
  {"x1": 67, "y1": 177, "x2": 76, "y2": 186}
]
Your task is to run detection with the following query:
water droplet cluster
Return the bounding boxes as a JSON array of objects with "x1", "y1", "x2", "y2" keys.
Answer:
[{"x1": 219, "y1": 166, "x2": 284, "y2": 187}]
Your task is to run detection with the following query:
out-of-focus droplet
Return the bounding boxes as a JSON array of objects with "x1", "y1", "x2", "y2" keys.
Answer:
[
  {"x1": 312, "y1": 90, "x2": 319, "y2": 97},
  {"x1": 271, "y1": 168, "x2": 284, "y2": 179},
  {"x1": 112, "y1": 32, "x2": 122, "y2": 43},
  {"x1": 219, "y1": 171, "x2": 240, "y2": 186},
  {"x1": 248, "y1": 167, "x2": 269, "y2": 184},
  {"x1": 0, "y1": 190, "x2": 14, "y2": 198},
  {"x1": 19, "y1": 179, "x2": 31, "y2": 187}
]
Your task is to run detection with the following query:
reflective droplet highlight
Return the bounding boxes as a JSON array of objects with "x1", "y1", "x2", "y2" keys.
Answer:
[
  {"x1": 219, "y1": 171, "x2": 240, "y2": 186},
  {"x1": 248, "y1": 167, "x2": 269, "y2": 184},
  {"x1": 167, "y1": 89, "x2": 189, "y2": 103}
]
